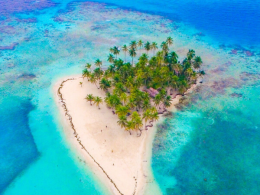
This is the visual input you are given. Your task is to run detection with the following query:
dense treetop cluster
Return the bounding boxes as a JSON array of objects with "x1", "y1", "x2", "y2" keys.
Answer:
[{"x1": 82, "y1": 37, "x2": 204, "y2": 135}]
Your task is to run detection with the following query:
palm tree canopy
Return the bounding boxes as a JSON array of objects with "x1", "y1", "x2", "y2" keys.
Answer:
[
  {"x1": 108, "y1": 54, "x2": 115, "y2": 63},
  {"x1": 193, "y1": 56, "x2": 202, "y2": 69},
  {"x1": 166, "y1": 37, "x2": 173, "y2": 46},
  {"x1": 85, "y1": 94, "x2": 94, "y2": 105},
  {"x1": 129, "y1": 49, "x2": 137, "y2": 57},
  {"x1": 144, "y1": 42, "x2": 151, "y2": 53},
  {"x1": 151, "y1": 42, "x2": 158, "y2": 50},
  {"x1": 130, "y1": 41, "x2": 137, "y2": 49},
  {"x1": 82, "y1": 68, "x2": 90, "y2": 78},
  {"x1": 116, "y1": 105, "x2": 130, "y2": 117},
  {"x1": 117, "y1": 115, "x2": 127, "y2": 129},
  {"x1": 85, "y1": 63, "x2": 92, "y2": 69},
  {"x1": 137, "y1": 40, "x2": 143, "y2": 49},
  {"x1": 95, "y1": 59, "x2": 102, "y2": 67},
  {"x1": 161, "y1": 41, "x2": 169, "y2": 53},
  {"x1": 113, "y1": 46, "x2": 120, "y2": 56},
  {"x1": 122, "y1": 45, "x2": 128, "y2": 52},
  {"x1": 94, "y1": 96, "x2": 103, "y2": 108}
]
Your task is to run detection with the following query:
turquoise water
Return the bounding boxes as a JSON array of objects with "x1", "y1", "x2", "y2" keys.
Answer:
[{"x1": 1, "y1": 0, "x2": 260, "y2": 194}]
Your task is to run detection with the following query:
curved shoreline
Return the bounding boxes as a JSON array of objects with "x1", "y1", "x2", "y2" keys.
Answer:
[
  {"x1": 57, "y1": 78, "x2": 124, "y2": 195},
  {"x1": 55, "y1": 76, "x2": 197, "y2": 195}
]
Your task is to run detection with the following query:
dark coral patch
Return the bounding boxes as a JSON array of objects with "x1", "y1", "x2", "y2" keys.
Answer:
[
  {"x1": 245, "y1": 50, "x2": 254, "y2": 57},
  {"x1": 230, "y1": 49, "x2": 237, "y2": 54},
  {"x1": 230, "y1": 93, "x2": 243, "y2": 98},
  {"x1": 239, "y1": 72, "x2": 260, "y2": 82},
  {"x1": 0, "y1": 0, "x2": 56, "y2": 15},
  {"x1": 16, "y1": 17, "x2": 37, "y2": 23},
  {"x1": 53, "y1": 16, "x2": 64, "y2": 23},
  {"x1": 210, "y1": 77, "x2": 241, "y2": 93},
  {"x1": 0, "y1": 42, "x2": 19, "y2": 50},
  {"x1": 18, "y1": 73, "x2": 36, "y2": 80},
  {"x1": 0, "y1": 26, "x2": 16, "y2": 34}
]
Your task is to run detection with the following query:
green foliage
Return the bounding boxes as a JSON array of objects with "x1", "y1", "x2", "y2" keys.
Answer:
[
  {"x1": 85, "y1": 94, "x2": 94, "y2": 105},
  {"x1": 94, "y1": 96, "x2": 103, "y2": 109},
  {"x1": 84, "y1": 38, "x2": 204, "y2": 135}
]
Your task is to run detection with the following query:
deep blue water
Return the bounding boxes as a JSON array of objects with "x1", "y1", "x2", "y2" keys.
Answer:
[
  {"x1": 1, "y1": 0, "x2": 260, "y2": 194},
  {"x1": 89, "y1": 0, "x2": 260, "y2": 46},
  {"x1": 0, "y1": 97, "x2": 38, "y2": 192}
]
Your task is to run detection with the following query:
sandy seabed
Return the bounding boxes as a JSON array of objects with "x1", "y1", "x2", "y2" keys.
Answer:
[{"x1": 53, "y1": 76, "x2": 196, "y2": 195}]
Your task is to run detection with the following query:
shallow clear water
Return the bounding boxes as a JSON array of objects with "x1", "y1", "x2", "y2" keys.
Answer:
[{"x1": 1, "y1": 0, "x2": 260, "y2": 194}]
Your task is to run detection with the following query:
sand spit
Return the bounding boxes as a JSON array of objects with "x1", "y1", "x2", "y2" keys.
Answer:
[{"x1": 54, "y1": 76, "x2": 196, "y2": 195}]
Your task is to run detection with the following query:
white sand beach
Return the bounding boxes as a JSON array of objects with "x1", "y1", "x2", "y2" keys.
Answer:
[{"x1": 54, "y1": 76, "x2": 196, "y2": 195}]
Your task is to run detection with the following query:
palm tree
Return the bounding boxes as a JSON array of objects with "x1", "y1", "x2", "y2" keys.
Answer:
[
  {"x1": 94, "y1": 96, "x2": 103, "y2": 109},
  {"x1": 93, "y1": 68, "x2": 103, "y2": 81},
  {"x1": 109, "y1": 47, "x2": 114, "y2": 53},
  {"x1": 150, "y1": 112, "x2": 159, "y2": 122},
  {"x1": 79, "y1": 82, "x2": 83, "y2": 87},
  {"x1": 90, "y1": 74, "x2": 98, "y2": 88},
  {"x1": 193, "y1": 56, "x2": 202, "y2": 70},
  {"x1": 161, "y1": 41, "x2": 169, "y2": 54},
  {"x1": 85, "y1": 94, "x2": 94, "y2": 105},
  {"x1": 169, "y1": 51, "x2": 178, "y2": 65},
  {"x1": 139, "y1": 53, "x2": 149, "y2": 65},
  {"x1": 120, "y1": 92, "x2": 128, "y2": 106},
  {"x1": 131, "y1": 111, "x2": 143, "y2": 134},
  {"x1": 117, "y1": 115, "x2": 128, "y2": 130},
  {"x1": 95, "y1": 59, "x2": 102, "y2": 68},
  {"x1": 142, "y1": 109, "x2": 151, "y2": 129},
  {"x1": 130, "y1": 41, "x2": 137, "y2": 50},
  {"x1": 127, "y1": 97, "x2": 136, "y2": 110},
  {"x1": 129, "y1": 49, "x2": 136, "y2": 65},
  {"x1": 150, "y1": 107, "x2": 157, "y2": 114},
  {"x1": 82, "y1": 68, "x2": 90, "y2": 79},
  {"x1": 126, "y1": 121, "x2": 134, "y2": 135},
  {"x1": 99, "y1": 78, "x2": 111, "y2": 91},
  {"x1": 137, "y1": 40, "x2": 143, "y2": 50},
  {"x1": 109, "y1": 94, "x2": 121, "y2": 110},
  {"x1": 156, "y1": 51, "x2": 164, "y2": 66},
  {"x1": 85, "y1": 63, "x2": 91, "y2": 70},
  {"x1": 122, "y1": 45, "x2": 128, "y2": 63},
  {"x1": 163, "y1": 95, "x2": 172, "y2": 109},
  {"x1": 113, "y1": 46, "x2": 120, "y2": 59},
  {"x1": 187, "y1": 49, "x2": 195, "y2": 62},
  {"x1": 115, "y1": 105, "x2": 130, "y2": 117},
  {"x1": 144, "y1": 41, "x2": 151, "y2": 54},
  {"x1": 107, "y1": 65, "x2": 115, "y2": 77},
  {"x1": 166, "y1": 37, "x2": 173, "y2": 47},
  {"x1": 142, "y1": 99, "x2": 151, "y2": 111},
  {"x1": 107, "y1": 54, "x2": 114, "y2": 64},
  {"x1": 151, "y1": 42, "x2": 158, "y2": 55},
  {"x1": 178, "y1": 80, "x2": 188, "y2": 95}
]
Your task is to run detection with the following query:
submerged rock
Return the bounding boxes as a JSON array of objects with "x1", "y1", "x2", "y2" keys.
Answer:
[
  {"x1": 0, "y1": 42, "x2": 19, "y2": 50},
  {"x1": 18, "y1": 73, "x2": 36, "y2": 80},
  {"x1": 230, "y1": 93, "x2": 243, "y2": 98}
]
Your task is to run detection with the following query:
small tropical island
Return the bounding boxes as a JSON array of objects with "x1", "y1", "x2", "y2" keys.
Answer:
[
  {"x1": 82, "y1": 37, "x2": 204, "y2": 136},
  {"x1": 55, "y1": 37, "x2": 204, "y2": 195}
]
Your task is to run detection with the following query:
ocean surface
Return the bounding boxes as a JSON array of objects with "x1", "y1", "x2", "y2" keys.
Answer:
[{"x1": 1, "y1": 0, "x2": 260, "y2": 194}]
